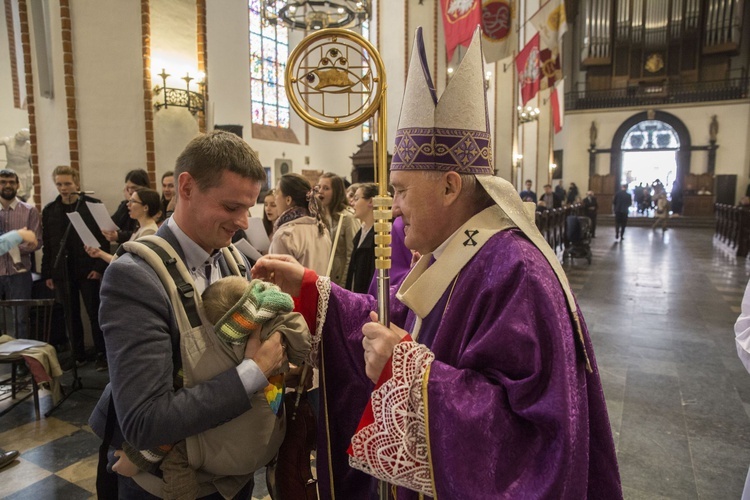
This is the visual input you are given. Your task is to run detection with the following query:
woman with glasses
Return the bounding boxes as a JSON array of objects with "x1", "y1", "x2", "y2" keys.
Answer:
[
  {"x1": 85, "y1": 188, "x2": 161, "y2": 264},
  {"x1": 103, "y1": 169, "x2": 151, "y2": 243}
]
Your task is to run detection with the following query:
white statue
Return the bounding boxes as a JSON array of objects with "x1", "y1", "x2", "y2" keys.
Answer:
[{"x1": 0, "y1": 129, "x2": 33, "y2": 201}]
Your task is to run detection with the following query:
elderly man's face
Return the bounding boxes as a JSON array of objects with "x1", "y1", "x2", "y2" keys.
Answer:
[{"x1": 390, "y1": 170, "x2": 447, "y2": 255}]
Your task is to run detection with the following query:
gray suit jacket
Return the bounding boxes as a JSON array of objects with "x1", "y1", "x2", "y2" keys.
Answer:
[{"x1": 89, "y1": 223, "x2": 253, "y2": 450}]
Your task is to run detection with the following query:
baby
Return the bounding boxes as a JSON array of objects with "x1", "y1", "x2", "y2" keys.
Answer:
[{"x1": 113, "y1": 276, "x2": 310, "y2": 499}]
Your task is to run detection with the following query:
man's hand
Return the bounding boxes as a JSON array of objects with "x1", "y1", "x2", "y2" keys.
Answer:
[
  {"x1": 87, "y1": 271, "x2": 102, "y2": 280},
  {"x1": 251, "y1": 254, "x2": 305, "y2": 296},
  {"x1": 45, "y1": 279, "x2": 55, "y2": 290},
  {"x1": 248, "y1": 331, "x2": 287, "y2": 379},
  {"x1": 102, "y1": 230, "x2": 118, "y2": 242},
  {"x1": 112, "y1": 450, "x2": 139, "y2": 477},
  {"x1": 362, "y1": 312, "x2": 408, "y2": 384}
]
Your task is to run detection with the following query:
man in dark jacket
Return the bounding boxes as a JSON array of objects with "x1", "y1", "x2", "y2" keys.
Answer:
[
  {"x1": 612, "y1": 184, "x2": 633, "y2": 240},
  {"x1": 583, "y1": 190, "x2": 598, "y2": 237},
  {"x1": 42, "y1": 165, "x2": 109, "y2": 368}
]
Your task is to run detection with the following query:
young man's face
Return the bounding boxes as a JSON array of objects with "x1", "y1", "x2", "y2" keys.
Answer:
[
  {"x1": 179, "y1": 170, "x2": 261, "y2": 253},
  {"x1": 525, "y1": 181, "x2": 532, "y2": 190},
  {"x1": 55, "y1": 174, "x2": 80, "y2": 203},
  {"x1": 161, "y1": 176, "x2": 175, "y2": 201}
]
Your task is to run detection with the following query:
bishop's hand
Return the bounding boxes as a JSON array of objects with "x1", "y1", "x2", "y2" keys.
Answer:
[{"x1": 362, "y1": 311, "x2": 408, "y2": 384}]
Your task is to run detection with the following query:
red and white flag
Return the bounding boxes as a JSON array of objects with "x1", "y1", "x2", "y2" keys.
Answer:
[
  {"x1": 550, "y1": 79, "x2": 564, "y2": 134},
  {"x1": 481, "y1": 0, "x2": 516, "y2": 63},
  {"x1": 440, "y1": 0, "x2": 481, "y2": 61},
  {"x1": 516, "y1": 33, "x2": 540, "y2": 105}
]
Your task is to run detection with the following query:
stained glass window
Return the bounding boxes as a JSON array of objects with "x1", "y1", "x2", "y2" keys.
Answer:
[
  {"x1": 622, "y1": 120, "x2": 680, "y2": 150},
  {"x1": 249, "y1": 0, "x2": 290, "y2": 128}
]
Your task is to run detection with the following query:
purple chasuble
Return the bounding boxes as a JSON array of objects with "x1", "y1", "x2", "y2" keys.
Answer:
[{"x1": 316, "y1": 228, "x2": 622, "y2": 499}]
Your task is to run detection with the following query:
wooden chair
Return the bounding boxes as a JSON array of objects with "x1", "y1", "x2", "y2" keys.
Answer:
[{"x1": 0, "y1": 299, "x2": 56, "y2": 420}]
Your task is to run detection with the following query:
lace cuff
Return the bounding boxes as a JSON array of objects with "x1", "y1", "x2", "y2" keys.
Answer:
[
  {"x1": 348, "y1": 341, "x2": 435, "y2": 496},
  {"x1": 309, "y1": 275, "x2": 330, "y2": 368}
]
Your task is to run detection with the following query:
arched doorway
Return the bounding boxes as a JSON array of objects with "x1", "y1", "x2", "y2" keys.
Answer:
[{"x1": 610, "y1": 111, "x2": 691, "y2": 193}]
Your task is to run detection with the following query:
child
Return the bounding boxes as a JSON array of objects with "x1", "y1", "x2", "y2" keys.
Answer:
[
  {"x1": 113, "y1": 276, "x2": 311, "y2": 499},
  {"x1": 0, "y1": 228, "x2": 37, "y2": 256}
]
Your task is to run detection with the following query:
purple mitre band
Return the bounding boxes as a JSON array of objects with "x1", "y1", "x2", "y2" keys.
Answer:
[{"x1": 391, "y1": 127, "x2": 494, "y2": 174}]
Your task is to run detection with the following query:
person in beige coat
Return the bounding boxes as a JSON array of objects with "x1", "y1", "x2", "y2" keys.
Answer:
[
  {"x1": 318, "y1": 172, "x2": 360, "y2": 287},
  {"x1": 269, "y1": 173, "x2": 331, "y2": 276}
]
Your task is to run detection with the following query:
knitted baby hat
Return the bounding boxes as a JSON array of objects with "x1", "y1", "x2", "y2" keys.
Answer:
[{"x1": 213, "y1": 279, "x2": 294, "y2": 345}]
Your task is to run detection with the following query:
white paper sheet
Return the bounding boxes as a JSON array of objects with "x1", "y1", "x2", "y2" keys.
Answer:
[
  {"x1": 67, "y1": 212, "x2": 102, "y2": 248},
  {"x1": 233, "y1": 238, "x2": 263, "y2": 262},
  {"x1": 0, "y1": 339, "x2": 47, "y2": 354},
  {"x1": 86, "y1": 202, "x2": 120, "y2": 231},
  {"x1": 245, "y1": 217, "x2": 270, "y2": 253}
]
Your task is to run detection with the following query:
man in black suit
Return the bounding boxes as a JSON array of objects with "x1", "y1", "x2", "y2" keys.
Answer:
[{"x1": 612, "y1": 184, "x2": 633, "y2": 240}]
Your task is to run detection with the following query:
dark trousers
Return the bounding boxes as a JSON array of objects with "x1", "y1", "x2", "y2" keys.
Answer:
[
  {"x1": 615, "y1": 213, "x2": 628, "y2": 237},
  {"x1": 0, "y1": 273, "x2": 32, "y2": 338},
  {"x1": 117, "y1": 474, "x2": 253, "y2": 500},
  {"x1": 55, "y1": 275, "x2": 105, "y2": 362}
]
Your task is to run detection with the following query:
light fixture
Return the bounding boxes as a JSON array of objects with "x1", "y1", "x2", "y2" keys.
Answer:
[
  {"x1": 517, "y1": 105, "x2": 540, "y2": 124},
  {"x1": 550, "y1": 163, "x2": 557, "y2": 171},
  {"x1": 153, "y1": 68, "x2": 205, "y2": 115},
  {"x1": 262, "y1": 1, "x2": 371, "y2": 30}
]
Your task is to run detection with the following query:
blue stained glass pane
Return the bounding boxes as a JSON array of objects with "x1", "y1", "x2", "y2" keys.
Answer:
[
  {"x1": 251, "y1": 55, "x2": 263, "y2": 79},
  {"x1": 278, "y1": 108, "x2": 289, "y2": 128},
  {"x1": 263, "y1": 36, "x2": 276, "y2": 61},
  {"x1": 264, "y1": 59, "x2": 276, "y2": 84}
]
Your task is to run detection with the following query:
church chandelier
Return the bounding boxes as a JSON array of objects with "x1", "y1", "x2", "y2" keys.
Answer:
[{"x1": 261, "y1": 0, "x2": 371, "y2": 30}]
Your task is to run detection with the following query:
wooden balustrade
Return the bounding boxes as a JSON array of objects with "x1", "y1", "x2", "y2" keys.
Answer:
[
  {"x1": 715, "y1": 204, "x2": 750, "y2": 257},
  {"x1": 535, "y1": 204, "x2": 584, "y2": 254}
]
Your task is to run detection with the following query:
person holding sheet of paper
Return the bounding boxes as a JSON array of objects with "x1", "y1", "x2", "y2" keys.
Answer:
[
  {"x1": 42, "y1": 166, "x2": 109, "y2": 370},
  {"x1": 85, "y1": 188, "x2": 161, "y2": 265}
]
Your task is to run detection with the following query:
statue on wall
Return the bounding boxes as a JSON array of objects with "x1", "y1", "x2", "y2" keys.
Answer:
[
  {"x1": 589, "y1": 121, "x2": 597, "y2": 147},
  {"x1": 0, "y1": 129, "x2": 33, "y2": 201},
  {"x1": 709, "y1": 115, "x2": 719, "y2": 142}
]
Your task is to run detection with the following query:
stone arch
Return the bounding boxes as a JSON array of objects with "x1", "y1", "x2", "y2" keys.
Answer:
[{"x1": 609, "y1": 110, "x2": 691, "y2": 191}]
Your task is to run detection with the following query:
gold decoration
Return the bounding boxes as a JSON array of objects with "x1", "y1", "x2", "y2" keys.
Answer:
[{"x1": 644, "y1": 53, "x2": 664, "y2": 73}]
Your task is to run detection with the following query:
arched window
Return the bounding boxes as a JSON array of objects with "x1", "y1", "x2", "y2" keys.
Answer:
[
  {"x1": 622, "y1": 120, "x2": 679, "y2": 150},
  {"x1": 249, "y1": 0, "x2": 290, "y2": 128}
]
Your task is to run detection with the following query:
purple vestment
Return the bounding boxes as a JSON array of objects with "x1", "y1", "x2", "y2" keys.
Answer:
[{"x1": 316, "y1": 229, "x2": 622, "y2": 499}]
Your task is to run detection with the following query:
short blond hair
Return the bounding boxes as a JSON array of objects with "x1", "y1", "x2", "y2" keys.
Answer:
[{"x1": 52, "y1": 165, "x2": 80, "y2": 185}]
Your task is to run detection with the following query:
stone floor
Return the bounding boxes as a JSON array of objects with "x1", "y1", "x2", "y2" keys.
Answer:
[{"x1": 0, "y1": 223, "x2": 749, "y2": 499}]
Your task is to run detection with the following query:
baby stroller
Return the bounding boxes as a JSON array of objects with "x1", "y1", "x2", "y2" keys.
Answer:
[{"x1": 563, "y1": 215, "x2": 592, "y2": 265}]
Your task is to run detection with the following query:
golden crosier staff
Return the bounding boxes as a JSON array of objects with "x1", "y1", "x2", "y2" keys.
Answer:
[{"x1": 285, "y1": 28, "x2": 393, "y2": 499}]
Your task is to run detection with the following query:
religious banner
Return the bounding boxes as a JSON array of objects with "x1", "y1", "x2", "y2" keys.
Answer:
[
  {"x1": 539, "y1": 46, "x2": 561, "y2": 90},
  {"x1": 516, "y1": 33, "x2": 540, "y2": 105},
  {"x1": 480, "y1": 0, "x2": 516, "y2": 63},
  {"x1": 440, "y1": 0, "x2": 482, "y2": 61},
  {"x1": 529, "y1": 0, "x2": 567, "y2": 51},
  {"x1": 551, "y1": 79, "x2": 564, "y2": 134}
]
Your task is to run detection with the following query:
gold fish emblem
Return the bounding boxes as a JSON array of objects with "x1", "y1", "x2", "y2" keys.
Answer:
[{"x1": 302, "y1": 48, "x2": 371, "y2": 93}]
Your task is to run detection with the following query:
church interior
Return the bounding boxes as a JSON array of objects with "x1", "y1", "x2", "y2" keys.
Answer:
[{"x1": 1, "y1": 0, "x2": 750, "y2": 498}]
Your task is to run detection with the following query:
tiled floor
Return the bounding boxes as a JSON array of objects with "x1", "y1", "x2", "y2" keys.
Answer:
[{"x1": 1, "y1": 224, "x2": 749, "y2": 499}]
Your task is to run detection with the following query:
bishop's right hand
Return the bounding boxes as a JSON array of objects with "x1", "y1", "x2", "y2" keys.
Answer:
[{"x1": 251, "y1": 254, "x2": 305, "y2": 297}]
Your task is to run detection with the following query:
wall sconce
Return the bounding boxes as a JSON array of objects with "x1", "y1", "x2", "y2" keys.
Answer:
[
  {"x1": 549, "y1": 162, "x2": 557, "y2": 172},
  {"x1": 518, "y1": 105, "x2": 540, "y2": 124},
  {"x1": 513, "y1": 153, "x2": 523, "y2": 167},
  {"x1": 153, "y1": 68, "x2": 205, "y2": 115}
]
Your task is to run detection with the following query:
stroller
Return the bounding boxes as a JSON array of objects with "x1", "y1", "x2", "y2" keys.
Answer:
[{"x1": 563, "y1": 215, "x2": 592, "y2": 265}]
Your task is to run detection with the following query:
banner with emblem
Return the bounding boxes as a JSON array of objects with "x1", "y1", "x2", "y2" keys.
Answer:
[
  {"x1": 440, "y1": 0, "x2": 482, "y2": 61},
  {"x1": 529, "y1": 0, "x2": 567, "y2": 50},
  {"x1": 480, "y1": 0, "x2": 516, "y2": 63},
  {"x1": 539, "y1": 46, "x2": 561, "y2": 90},
  {"x1": 516, "y1": 33, "x2": 540, "y2": 105}
]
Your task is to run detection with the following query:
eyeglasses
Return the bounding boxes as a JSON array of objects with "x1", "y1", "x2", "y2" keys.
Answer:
[{"x1": 127, "y1": 199, "x2": 144, "y2": 205}]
